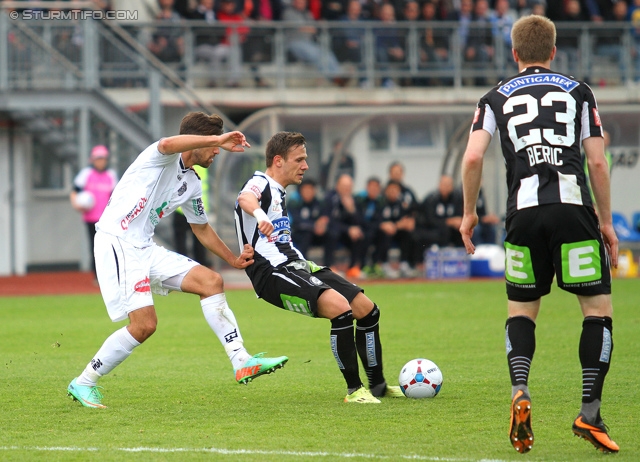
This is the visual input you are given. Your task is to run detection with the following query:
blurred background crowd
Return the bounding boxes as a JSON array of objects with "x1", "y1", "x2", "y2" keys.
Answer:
[
  {"x1": 286, "y1": 157, "x2": 501, "y2": 280},
  {"x1": 9, "y1": 0, "x2": 640, "y2": 89}
]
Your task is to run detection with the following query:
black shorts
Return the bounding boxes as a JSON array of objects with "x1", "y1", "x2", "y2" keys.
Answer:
[
  {"x1": 504, "y1": 204, "x2": 611, "y2": 302},
  {"x1": 257, "y1": 262, "x2": 363, "y2": 318}
]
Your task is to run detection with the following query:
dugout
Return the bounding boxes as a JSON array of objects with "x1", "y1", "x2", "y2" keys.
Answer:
[
  {"x1": 1, "y1": 102, "x2": 639, "y2": 276},
  {"x1": 209, "y1": 104, "x2": 640, "y2": 261}
]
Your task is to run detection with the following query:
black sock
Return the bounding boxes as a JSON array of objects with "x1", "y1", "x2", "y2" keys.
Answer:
[
  {"x1": 505, "y1": 316, "x2": 536, "y2": 394},
  {"x1": 330, "y1": 311, "x2": 362, "y2": 391},
  {"x1": 580, "y1": 316, "x2": 613, "y2": 408},
  {"x1": 356, "y1": 304, "x2": 384, "y2": 390}
]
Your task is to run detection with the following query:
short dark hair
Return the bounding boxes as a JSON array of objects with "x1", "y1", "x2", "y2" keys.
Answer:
[
  {"x1": 265, "y1": 131, "x2": 306, "y2": 168},
  {"x1": 179, "y1": 112, "x2": 224, "y2": 136}
]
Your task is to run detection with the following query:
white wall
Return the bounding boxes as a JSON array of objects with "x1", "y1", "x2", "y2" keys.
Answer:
[
  {"x1": 0, "y1": 133, "x2": 86, "y2": 275},
  {"x1": 0, "y1": 132, "x2": 12, "y2": 275},
  {"x1": 609, "y1": 146, "x2": 640, "y2": 220}
]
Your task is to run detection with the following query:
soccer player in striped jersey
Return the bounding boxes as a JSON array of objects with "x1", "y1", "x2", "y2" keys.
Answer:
[
  {"x1": 67, "y1": 113, "x2": 287, "y2": 409},
  {"x1": 460, "y1": 15, "x2": 619, "y2": 454},
  {"x1": 235, "y1": 131, "x2": 404, "y2": 403}
]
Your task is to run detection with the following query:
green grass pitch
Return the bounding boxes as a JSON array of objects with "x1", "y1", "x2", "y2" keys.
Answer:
[{"x1": 0, "y1": 279, "x2": 638, "y2": 461}]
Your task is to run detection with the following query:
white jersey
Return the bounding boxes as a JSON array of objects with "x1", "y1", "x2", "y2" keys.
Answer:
[{"x1": 96, "y1": 141, "x2": 208, "y2": 247}]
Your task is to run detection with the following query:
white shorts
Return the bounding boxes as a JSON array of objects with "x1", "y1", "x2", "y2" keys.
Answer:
[{"x1": 94, "y1": 231, "x2": 199, "y2": 322}]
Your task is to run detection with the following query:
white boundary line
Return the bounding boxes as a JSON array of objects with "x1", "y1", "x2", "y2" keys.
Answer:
[{"x1": 0, "y1": 446, "x2": 507, "y2": 461}]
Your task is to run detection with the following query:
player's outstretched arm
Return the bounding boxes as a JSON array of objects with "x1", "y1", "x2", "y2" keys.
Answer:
[
  {"x1": 158, "y1": 132, "x2": 250, "y2": 155},
  {"x1": 190, "y1": 222, "x2": 255, "y2": 269},
  {"x1": 460, "y1": 130, "x2": 492, "y2": 255}
]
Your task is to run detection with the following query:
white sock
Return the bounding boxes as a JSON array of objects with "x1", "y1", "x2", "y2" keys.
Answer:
[
  {"x1": 201, "y1": 293, "x2": 250, "y2": 369},
  {"x1": 76, "y1": 326, "x2": 140, "y2": 386}
]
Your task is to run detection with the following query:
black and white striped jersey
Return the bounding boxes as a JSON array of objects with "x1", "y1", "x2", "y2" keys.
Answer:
[
  {"x1": 471, "y1": 66, "x2": 603, "y2": 219},
  {"x1": 235, "y1": 171, "x2": 304, "y2": 292}
]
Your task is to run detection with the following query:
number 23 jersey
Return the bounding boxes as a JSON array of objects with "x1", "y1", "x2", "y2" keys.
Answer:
[{"x1": 471, "y1": 66, "x2": 603, "y2": 219}]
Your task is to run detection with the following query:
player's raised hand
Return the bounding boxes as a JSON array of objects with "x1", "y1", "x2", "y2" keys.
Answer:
[
  {"x1": 218, "y1": 131, "x2": 251, "y2": 152},
  {"x1": 460, "y1": 213, "x2": 478, "y2": 255}
]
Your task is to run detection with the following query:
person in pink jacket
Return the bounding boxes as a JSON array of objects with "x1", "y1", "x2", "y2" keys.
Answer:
[{"x1": 70, "y1": 145, "x2": 118, "y2": 275}]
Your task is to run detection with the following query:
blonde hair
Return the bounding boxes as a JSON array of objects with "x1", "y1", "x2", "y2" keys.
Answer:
[{"x1": 511, "y1": 15, "x2": 556, "y2": 65}]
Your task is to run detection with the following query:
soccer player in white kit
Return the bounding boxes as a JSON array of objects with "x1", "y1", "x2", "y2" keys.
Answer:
[{"x1": 67, "y1": 113, "x2": 288, "y2": 408}]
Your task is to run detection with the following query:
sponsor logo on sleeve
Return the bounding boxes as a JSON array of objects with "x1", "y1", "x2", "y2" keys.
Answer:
[
  {"x1": 249, "y1": 184, "x2": 262, "y2": 199},
  {"x1": 192, "y1": 198, "x2": 205, "y2": 216},
  {"x1": 473, "y1": 107, "x2": 480, "y2": 124},
  {"x1": 593, "y1": 108, "x2": 602, "y2": 127}
]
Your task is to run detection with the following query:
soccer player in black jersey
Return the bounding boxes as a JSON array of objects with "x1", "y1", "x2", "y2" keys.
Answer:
[
  {"x1": 459, "y1": 15, "x2": 619, "y2": 454},
  {"x1": 235, "y1": 131, "x2": 404, "y2": 403}
]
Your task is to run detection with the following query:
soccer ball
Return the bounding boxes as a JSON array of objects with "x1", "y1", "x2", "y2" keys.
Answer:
[
  {"x1": 75, "y1": 191, "x2": 95, "y2": 210},
  {"x1": 398, "y1": 358, "x2": 443, "y2": 399}
]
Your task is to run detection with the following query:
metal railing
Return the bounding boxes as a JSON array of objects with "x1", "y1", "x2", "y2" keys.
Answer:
[
  {"x1": 3, "y1": 13, "x2": 636, "y2": 90},
  {"x1": 0, "y1": 11, "x2": 242, "y2": 138}
]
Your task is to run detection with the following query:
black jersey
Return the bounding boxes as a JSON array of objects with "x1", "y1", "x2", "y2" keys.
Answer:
[
  {"x1": 235, "y1": 171, "x2": 304, "y2": 293},
  {"x1": 471, "y1": 66, "x2": 603, "y2": 219}
]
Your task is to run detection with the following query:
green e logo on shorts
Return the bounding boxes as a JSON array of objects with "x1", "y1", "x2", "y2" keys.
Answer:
[
  {"x1": 561, "y1": 240, "x2": 601, "y2": 283},
  {"x1": 504, "y1": 242, "x2": 535, "y2": 284},
  {"x1": 280, "y1": 294, "x2": 313, "y2": 316}
]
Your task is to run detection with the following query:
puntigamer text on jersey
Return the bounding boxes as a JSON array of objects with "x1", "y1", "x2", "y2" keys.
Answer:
[{"x1": 498, "y1": 73, "x2": 579, "y2": 97}]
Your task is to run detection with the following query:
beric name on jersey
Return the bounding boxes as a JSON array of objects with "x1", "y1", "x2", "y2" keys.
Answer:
[
  {"x1": 471, "y1": 67, "x2": 603, "y2": 218},
  {"x1": 235, "y1": 172, "x2": 304, "y2": 291}
]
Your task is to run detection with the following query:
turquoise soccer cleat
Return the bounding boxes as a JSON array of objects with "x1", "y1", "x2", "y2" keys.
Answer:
[
  {"x1": 67, "y1": 377, "x2": 107, "y2": 409},
  {"x1": 235, "y1": 353, "x2": 288, "y2": 384}
]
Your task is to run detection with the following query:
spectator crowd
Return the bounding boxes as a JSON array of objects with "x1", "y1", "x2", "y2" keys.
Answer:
[
  {"x1": 15, "y1": 0, "x2": 639, "y2": 88},
  {"x1": 288, "y1": 159, "x2": 502, "y2": 280},
  {"x1": 144, "y1": 0, "x2": 640, "y2": 87},
  {"x1": 145, "y1": 0, "x2": 640, "y2": 88}
]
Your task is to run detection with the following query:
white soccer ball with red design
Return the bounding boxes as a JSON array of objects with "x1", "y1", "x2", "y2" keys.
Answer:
[{"x1": 398, "y1": 358, "x2": 443, "y2": 399}]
